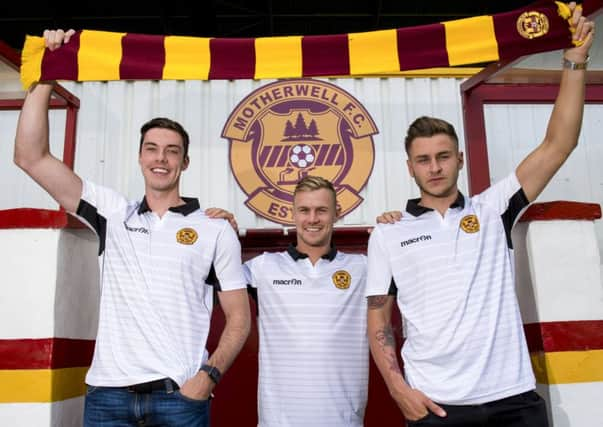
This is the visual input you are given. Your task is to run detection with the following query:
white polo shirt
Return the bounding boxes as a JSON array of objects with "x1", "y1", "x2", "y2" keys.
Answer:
[
  {"x1": 245, "y1": 245, "x2": 368, "y2": 427},
  {"x1": 74, "y1": 180, "x2": 247, "y2": 387},
  {"x1": 366, "y1": 173, "x2": 535, "y2": 405}
]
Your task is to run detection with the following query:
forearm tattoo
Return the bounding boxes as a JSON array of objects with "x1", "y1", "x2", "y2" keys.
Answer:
[
  {"x1": 375, "y1": 325, "x2": 402, "y2": 374},
  {"x1": 367, "y1": 295, "x2": 388, "y2": 309},
  {"x1": 375, "y1": 325, "x2": 396, "y2": 348}
]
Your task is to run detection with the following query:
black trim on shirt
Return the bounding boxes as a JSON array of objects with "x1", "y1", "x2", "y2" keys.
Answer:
[
  {"x1": 247, "y1": 285, "x2": 259, "y2": 316},
  {"x1": 137, "y1": 196, "x2": 200, "y2": 216},
  {"x1": 388, "y1": 279, "x2": 397, "y2": 296},
  {"x1": 247, "y1": 285, "x2": 258, "y2": 303},
  {"x1": 406, "y1": 192, "x2": 465, "y2": 217},
  {"x1": 287, "y1": 243, "x2": 307, "y2": 260},
  {"x1": 137, "y1": 197, "x2": 151, "y2": 214},
  {"x1": 450, "y1": 192, "x2": 465, "y2": 209},
  {"x1": 286, "y1": 243, "x2": 337, "y2": 261},
  {"x1": 206, "y1": 264, "x2": 221, "y2": 291},
  {"x1": 76, "y1": 199, "x2": 107, "y2": 256},
  {"x1": 501, "y1": 188, "x2": 530, "y2": 249}
]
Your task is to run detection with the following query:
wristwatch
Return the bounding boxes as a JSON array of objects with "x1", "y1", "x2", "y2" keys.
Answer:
[
  {"x1": 200, "y1": 364, "x2": 222, "y2": 384},
  {"x1": 562, "y1": 55, "x2": 590, "y2": 70}
]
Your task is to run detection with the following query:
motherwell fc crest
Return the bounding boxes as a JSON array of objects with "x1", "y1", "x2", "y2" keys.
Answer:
[
  {"x1": 460, "y1": 215, "x2": 480, "y2": 234},
  {"x1": 332, "y1": 270, "x2": 351, "y2": 290},
  {"x1": 222, "y1": 79, "x2": 377, "y2": 225},
  {"x1": 516, "y1": 11, "x2": 550, "y2": 39},
  {"x1": 176, "y1": 227, "x2": 198, "y2": 245}
]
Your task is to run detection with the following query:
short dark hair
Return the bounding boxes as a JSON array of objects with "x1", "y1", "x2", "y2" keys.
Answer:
[
  {"x1": 139, "y1": 117, "x2": 190, "y2": 158},
  {"x1": 404, "y1": 116, "x2": 458, "y2": 154},
  {"x1": 293, "y1": 175, "x2": 337, "y2": 208}
]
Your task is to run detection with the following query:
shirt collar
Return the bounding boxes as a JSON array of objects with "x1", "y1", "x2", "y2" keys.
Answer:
[
  {"x1": 406, "y1": 191, "x2": 465, "y2": 217},
  {"x1": 137, "y1": 197, "x2": 200, "y2": 216},
  {"x1": 287, "y1": 243, "x2": 337, "y2": 262}
]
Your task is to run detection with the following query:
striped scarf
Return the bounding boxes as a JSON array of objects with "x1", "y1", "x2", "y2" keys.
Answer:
[{"x1": 21, "y1": 1, "x2": 581, "y2": 89}]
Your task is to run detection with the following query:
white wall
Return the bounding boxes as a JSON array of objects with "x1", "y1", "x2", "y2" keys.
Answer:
[
  {"x1": 0, "y1": 77, "x2": 468, "y2": 228},
  {"x1": 486, "y1": 103, "x2": 603, "y2": 258}
]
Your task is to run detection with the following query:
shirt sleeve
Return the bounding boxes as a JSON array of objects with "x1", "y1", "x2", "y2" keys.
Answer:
[
  {"x1": 473, "y1": 173, "x2": 531, "y2": 245},
  {"x1": 365, "y1": 225, "x2": 394, "y2": 297},
  {"x1": 243, "y1": 256, "x2": 261, "y2": 288},
  {"x1": 213, "y1": 220, "x2": 248, "y2": 292},
  {"x1": 473, "y1": 172, "x2": 529, "y2": 217},
  {"x1": 73, "y1": 181, "x2": 127, "y2": 255},
  {"x1": 79, "y1": 180, "x2": 127, "y2": 215}
]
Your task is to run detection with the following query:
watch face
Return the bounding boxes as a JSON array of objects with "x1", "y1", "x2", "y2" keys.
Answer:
[
  {"x1": 202, "y1": 365, "x2": 221, "y2": 383},
  {"x1": 563, "y1": 55, "x2": 589, "y2": 70}
]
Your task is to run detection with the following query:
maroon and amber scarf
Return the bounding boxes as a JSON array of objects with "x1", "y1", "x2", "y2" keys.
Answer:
[{"x1": 20, "y1": 1, "x2": 585, "y2": 88}]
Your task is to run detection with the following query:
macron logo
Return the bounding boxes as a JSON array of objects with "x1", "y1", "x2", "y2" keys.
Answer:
[
  {"x1": 272, "y1": 278, "x2": 303, "y2": 286},
  {"x1": 124, "y1": 223, "x2": 149, "y2": 234},
  {"x1": 400, "y1": 235, "x2": 432, "y2": 247}
]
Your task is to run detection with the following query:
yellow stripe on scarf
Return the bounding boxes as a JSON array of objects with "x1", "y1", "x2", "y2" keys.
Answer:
[
  {"x1": 444, "y1": 16, "x2": 499, "y2": 66},
  {"x1": 78, "y1": 30, "x2": 125, "y2": 81},
  {"x1": 348, "y1": 29, "x2": 399, "y2": 75},
  {"x1": 164, "y1": 36, "x2": 211, "y2": 80},
  {"x1": 20, "y1": 35, "x2": 45, "y2": 89},
  {"x1": 254, "y1": 36, "x2": 303, "y2": 79}
]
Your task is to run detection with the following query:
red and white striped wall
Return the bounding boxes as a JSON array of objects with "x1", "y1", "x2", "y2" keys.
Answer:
[
  {"x1": 0, "y1": 210, "x2": 97, "y2": 427},
  {"x1": 1, "y1": 202, "x2": 601, "y2": 426},
  {"x1": 513, "y1": 202, "x2": 603, "y2": 426}
]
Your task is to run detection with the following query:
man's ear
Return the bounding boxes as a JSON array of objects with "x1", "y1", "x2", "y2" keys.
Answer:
[
  {"x1": 182, "y1": 155, "x2": 190, "y2": 170},
  {"x1": 406, "y1": 158, "x2": 415, "y2": 178},
  {"x1": 458, "y1": 151, "x2": 464, "y2": 171}
]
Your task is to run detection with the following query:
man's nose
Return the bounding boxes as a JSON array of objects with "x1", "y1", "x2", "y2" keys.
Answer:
[{"x1": 429, "y1": 158, "x2": 441, "y2": 173}]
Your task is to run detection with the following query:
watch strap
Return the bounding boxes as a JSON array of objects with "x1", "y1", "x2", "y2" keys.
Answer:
[
  {"x1": 562, "y1": 55, "x2": 590, "y2": 70},
  {"x1": 200, "y1": 364, "x2": 222, "y2": 384}
]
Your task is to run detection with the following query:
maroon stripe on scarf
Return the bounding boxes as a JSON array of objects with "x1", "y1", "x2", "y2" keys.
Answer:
[
  {"x1": 396, "y1": 23, "x2": 449, "y2": 70},
  {"x1": 120, "y1": 33, "x2": 165, "y2": 80},
  {"x1": 302, "y1": 34, "x2": 350, "y2": 77},
  {"x1": 40, "y1": 31, "x2": 80, "y2": 82},
  {"x1": 494, "y1": 3, "x2": 574, "y2": 61},
  {"x1": 209, "y1": 38, "x2": 255, "y2": 79}
]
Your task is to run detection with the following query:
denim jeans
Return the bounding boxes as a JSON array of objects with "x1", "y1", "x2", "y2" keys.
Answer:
[
  {"x1": 407, "y1": 391, "x2": 548, "y2": 427},
  {"x1": 83, "y1": 382, "x2": 210, "y2": 427}
]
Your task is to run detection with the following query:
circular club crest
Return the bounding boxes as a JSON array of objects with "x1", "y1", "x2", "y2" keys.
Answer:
[
  {"x1": 332, "y1": 270, "x2": 351, "y2": 290},
  {"x1": 222, "y1": 79, "x2": 377, "y2": 225},
  {"x1": 516, "y1": 11, "x2": 549, "y2": 39},
  {"x1": 460, "y1": 215, "x2": 480, "y2": 234},
  {"x1": 176, "y1": 227, "x2": 198, "y2": 245}
]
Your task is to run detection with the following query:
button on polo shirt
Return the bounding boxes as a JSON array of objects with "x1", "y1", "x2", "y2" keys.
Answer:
[
  {"x1": 74, "y1": 180, "x2": 246, "y2": 388},
  {"x1": 367, "y1": 173, "x2": 535, "y2": 405},
  {"x1": 245, "y1": 245, "x2": 368, "y2": 427}
]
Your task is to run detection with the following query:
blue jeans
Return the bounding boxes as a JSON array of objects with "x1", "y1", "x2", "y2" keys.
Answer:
[{"x1": 83, "y1": 382, "x2": 210, "y2": 427}]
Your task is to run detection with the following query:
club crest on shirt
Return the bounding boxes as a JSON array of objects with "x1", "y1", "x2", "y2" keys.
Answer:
[
  {"x1": 460, "y1": 214, "x2": 480, "y2": 234},
  {"x1": 222, "y1": 79, "x2": 378, "y2": 226},
  {"x1": 176, "y1": 228, "x2": 198, "y2": 245},
  {"x1": 332, "y1": 270, "x2": 351, "y2": 290},
  {"x1": 516, "y1": 11, "x2": 549, "y2": 39}
]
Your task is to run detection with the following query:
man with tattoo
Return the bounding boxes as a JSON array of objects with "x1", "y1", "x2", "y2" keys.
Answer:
[
  {"x1": 365, "y1": 4, "x2": 594, "y2": 426},
  {"x1": 245, "y1": 176, "x2": 369, "y2": 426}
]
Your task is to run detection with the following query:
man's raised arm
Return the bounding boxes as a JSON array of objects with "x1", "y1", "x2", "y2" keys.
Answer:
[
  {"x1": 14, "y1": 29, "x2": 82, "y2": 213},
  {"x1": 517, "y1": 3, "x2": 595, "y2": 202}
]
